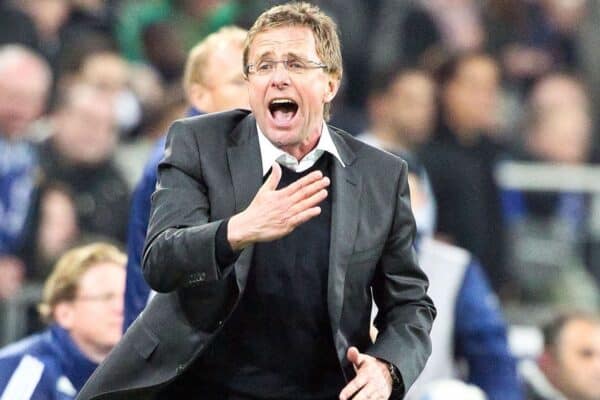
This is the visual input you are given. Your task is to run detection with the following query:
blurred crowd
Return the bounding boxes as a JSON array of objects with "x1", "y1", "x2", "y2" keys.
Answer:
[{"x1": 1, "y1": 0, "x2": 600, "y2": 399}]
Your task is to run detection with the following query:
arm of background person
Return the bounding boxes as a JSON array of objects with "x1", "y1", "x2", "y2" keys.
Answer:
[
  {"x1": 454, "y1": 260, "x2": 524, "y2": 400},
  {"x1": 123, "y1": 136, "x2": 165, "y2": 330}
]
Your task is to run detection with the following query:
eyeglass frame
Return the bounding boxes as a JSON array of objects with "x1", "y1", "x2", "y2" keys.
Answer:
[{"x1": 244, "y1": 57, "x2": 328, "y2": 76}]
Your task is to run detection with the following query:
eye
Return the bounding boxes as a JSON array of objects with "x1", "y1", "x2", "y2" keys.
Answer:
[
  {"x1": 287, "y1": 60, "x2": 306, "y2": 71},
  {"x1": 257, "y1": 60, "x2": 275, "y2": 72}
]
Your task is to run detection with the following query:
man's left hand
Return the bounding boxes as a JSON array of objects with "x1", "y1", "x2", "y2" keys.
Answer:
[{"x1": 339, "y1": 346, "x2": 393, "y2": 400}]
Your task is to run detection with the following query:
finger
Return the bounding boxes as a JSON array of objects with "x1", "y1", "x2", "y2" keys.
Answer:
[
  {"x1": 278, "y1": 169, "x2": 323, "y2": 196},
  {"x1": 347, "y1": 346, "x2": 363, "y2": 368},
  {"x1": 350, "y1": 382, "x2": 379, "y2": 400},
  {"x1": 287, "y1": 206, "x2": 322, "y2": 227},
  {"x1": 263, "y1": 162, "x2": 282, "y2": 191},
  {"x1": 288, "y1": 189, "x2": 328, "y2": 217},
  {"x1": 339, "y1": 374, "x2": 368, "y2": 400},
  {"x1": 289, "y1": 176, "x2": 330, "y2": 204}
]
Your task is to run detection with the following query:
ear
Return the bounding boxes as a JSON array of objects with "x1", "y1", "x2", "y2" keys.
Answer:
[
  {"x1": 187, "y1": 83, "x2": 212, "y2": 113},
  {"x1": 538, "y1": 350, "x2": 557, "y2": 377},
  {"x1": 53, "y1": 301, "x2": 75, "y2": 330},
  {"x1": 324, "y1": 76, "x2": 341, "y2": 103}
]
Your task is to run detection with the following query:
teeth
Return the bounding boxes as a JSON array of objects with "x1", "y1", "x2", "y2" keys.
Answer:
[{"x1": 271, "y1": 99, "x2": 295, "y2": 105}]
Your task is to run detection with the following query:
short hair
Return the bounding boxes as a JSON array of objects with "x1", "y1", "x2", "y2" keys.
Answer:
[
  {"x1": 542, "y1": 311, "x2": 600, "y2": 353},
  {"x1": 435, "y1": 51, "x2": 497, "y2": 88},
  {"x1": 243, "y1": 2, "x2": 343, "y2": 120},
  {"x1": 368, "y1": 62, "x2": 431, "y2": 98},
  {"x1": 38, "y1": 243, "x2": 126, "y2": 323},
  {"x1": 182, "y1": 26, "x2": 247, "y2": 96}
]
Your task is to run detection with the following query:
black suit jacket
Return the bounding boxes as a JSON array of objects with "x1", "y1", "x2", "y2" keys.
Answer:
[{"x1": 78, "y1": 110, "x2": 435, "y2": 400}]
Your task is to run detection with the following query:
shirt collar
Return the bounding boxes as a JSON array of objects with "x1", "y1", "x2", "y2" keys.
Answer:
[{"x1": 256, "y1": 122, "x2": 345, "y2": 176}]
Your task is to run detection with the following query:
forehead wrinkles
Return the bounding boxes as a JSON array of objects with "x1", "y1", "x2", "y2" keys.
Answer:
[{"x1": 252, "y1": 36, "x2": 313, "y2": 59}]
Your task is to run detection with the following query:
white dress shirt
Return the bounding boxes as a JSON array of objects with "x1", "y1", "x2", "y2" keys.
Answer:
[{"x1": 256, "y1": 123, "x2": 345, "y2": 176}]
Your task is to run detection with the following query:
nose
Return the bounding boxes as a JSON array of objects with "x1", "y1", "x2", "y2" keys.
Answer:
[{"x1": 270, "y1": 61, "x2": 291, "y2": 88}]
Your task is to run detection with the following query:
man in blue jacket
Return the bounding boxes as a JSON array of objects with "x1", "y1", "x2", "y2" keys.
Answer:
[
  {"x1": 0, "y1": 243, "x2": 126, "y2": 399},
  {"x1": 123, "y1": 26, "x2": 250, "y2": 330}
]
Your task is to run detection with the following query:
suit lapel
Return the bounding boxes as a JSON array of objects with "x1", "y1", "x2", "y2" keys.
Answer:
[
  {"x1": 327, "y1": 128, "x2": 361, "y2": 361},
  {"x1": 226, "y1": 115, "x2": 262, "y2": 290}
]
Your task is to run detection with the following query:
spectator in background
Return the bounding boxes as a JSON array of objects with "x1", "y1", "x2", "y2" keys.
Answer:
[
  {"x1": 116, "y1": 0, "x2": 243, "y2": 82},
  {"x1": 502, "y1": 74, "x2": 598, "y2": 307},
  {"x1": 0, "y1": 45, "x2": 52, "y2": 299},
  {"x1": 0, "y1": 243, "x2": 126, "y2": 399},
  {"x1": 370, "y1": 156, "x2": 522, "y2": 400},
  {"x1": 419, "y1": 52, "x2": 510, "y2": 297},
  {"x1": 12, "y1": 0, "x2": 71, "y2": 74},
  {"x1": 28, "y1": 183, "x2": 80, "y2": 282},
  {"x1": 360, "y1": 65, "x2": 436, "y2": 154},
  {"x1": 123, "y1": 26, "x2": 250, "y2": 330},
  {"x1": 78, "y1": 50, "x2": 142, "y2": 138},
  {"x1": 521, "y1": 311, "x2": 600, "y2": 400},
  {"x1": 359, "y1": 65, "x2": 519, "y2": 400},
  {"x1": 38, "y1": 82, "x2": 129, "y2": 245}
]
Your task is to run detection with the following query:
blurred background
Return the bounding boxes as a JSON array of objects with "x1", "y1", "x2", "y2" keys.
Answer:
[{"x1": 1, "y1": 0, "x2": 600, "y2": 395}]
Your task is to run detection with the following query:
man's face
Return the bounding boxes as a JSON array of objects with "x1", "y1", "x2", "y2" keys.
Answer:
[
  {"x1": 192, "y1": 41, "x2": 249, "y2": 113},
  {"x1": 53, "y1": 90, "x2": 116, "y2": 165},
  {"x1": 61, "y1": 262, "x2": 125, "y2": 356},
  {"x1": 547, "y1": 320, "x2": 600, "y2": 400},
  {"x1": 388, "y1": 72, "x2": 436, "y2": 146},
  {"x1": 246, "y1": 26, "x2": 339, "y2": 152},
  {"x1": 444, "y1": 56, "x2": 499, "y2": 133}
]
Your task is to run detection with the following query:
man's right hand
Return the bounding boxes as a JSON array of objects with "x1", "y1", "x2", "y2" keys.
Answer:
[{"x1": 227, "y1": 162, "x2": 330, "y2": 250}]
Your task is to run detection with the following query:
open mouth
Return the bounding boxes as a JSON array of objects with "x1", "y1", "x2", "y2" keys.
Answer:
[{"x1": 269, "y1": 98, "x2": 298, "y2": 124}]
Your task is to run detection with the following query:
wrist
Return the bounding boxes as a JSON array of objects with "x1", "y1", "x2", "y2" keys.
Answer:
[
  {"x1": 386, "y1": 362, "x2": 403, "y2": 394},
  {"x1": 227, "y1": 212, "x2": 252, "y2": 250}
]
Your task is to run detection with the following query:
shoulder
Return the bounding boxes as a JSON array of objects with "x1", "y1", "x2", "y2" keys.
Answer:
[
  {"x1": 330, "y1": 126, "x2": 407, "y2": 174},
  {"x1": 419, "y1": 237, "x2": 471, "y2": 270},
  {"x1": 172, "y1": 109, "x2": 252, "y2": 136},
  {"x1": 0, "y1": 332, "x2": 59, "y2": 397}
]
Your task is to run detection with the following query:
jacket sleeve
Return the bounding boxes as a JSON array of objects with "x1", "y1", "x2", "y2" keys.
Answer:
[
  {"x1": 366, "y1": 161, "x2": 437, "y2": 396},
  {"x1": 455, "y1": 261, "x2": 524, "y2": 400},
  {"x1": 141, "y1": 120, "x2": 225, "y2": 293}
]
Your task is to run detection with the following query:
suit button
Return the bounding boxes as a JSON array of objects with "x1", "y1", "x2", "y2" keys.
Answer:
[{"x1": 199, "y1": 272, "x2": 207, "y2": 281}]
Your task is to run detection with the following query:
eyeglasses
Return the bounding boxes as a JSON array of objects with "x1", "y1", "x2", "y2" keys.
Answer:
[
  {"x1": 74, "y1": 292, "x2": 121, "y2": 303},
  {"x1": 245, "y1": 58, "x2": 328, "y2": 76}
]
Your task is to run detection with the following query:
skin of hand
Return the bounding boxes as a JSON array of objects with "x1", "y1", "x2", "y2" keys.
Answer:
[
  {"x1": 339, "y1": 346, "x2": 393, "y2": 400},
  {"x1": 227, "y1": 162, "x2": 330, "y2": 250}
]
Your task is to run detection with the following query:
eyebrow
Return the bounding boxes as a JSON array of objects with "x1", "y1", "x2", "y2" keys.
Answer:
[{"x1": 254, "y1": 51, "x2": 305, "y2": 62}]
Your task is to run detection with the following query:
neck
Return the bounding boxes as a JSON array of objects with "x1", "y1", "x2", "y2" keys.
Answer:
[
  {"x1": 70, "y1": 335, "x2": 111, "y2": 364},
  {"x1": 280, "y1": 126, "x2": 322, "y2": 161},
  {"x1": 444, "y1": 116, "x2": 479, "y2": 146}
]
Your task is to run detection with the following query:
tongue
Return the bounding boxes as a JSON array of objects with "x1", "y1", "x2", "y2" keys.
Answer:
[{"x1": 272, "y1": 109, "x2": 294, "y2": 123}]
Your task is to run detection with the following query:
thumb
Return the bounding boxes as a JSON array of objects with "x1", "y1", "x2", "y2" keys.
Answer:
[
  {"x1": 263, "y1": 162, "x2": 282, "y2": 191},
  {"x1": 346, "y1": 346, "x2": 362, "y2": 368}
]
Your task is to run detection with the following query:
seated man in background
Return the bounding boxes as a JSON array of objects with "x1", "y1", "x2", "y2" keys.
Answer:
[
  {"x1": 0, "y1": 243, "x2": 126, "y2": 399},
  {"x1": 522, "y1": 311, "x2": 600, "y2": 400}
]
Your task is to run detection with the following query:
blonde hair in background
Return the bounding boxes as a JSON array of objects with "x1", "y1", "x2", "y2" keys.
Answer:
[
  {"x1": 38, "y1": 243, "x2": 126, "y2": 323},
  {"x1": 182, "y1": 26, "x2": 247, "y2": 97},
  {"x1": 243, "y1": 2, "x2": 343, "y2": 121}
]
